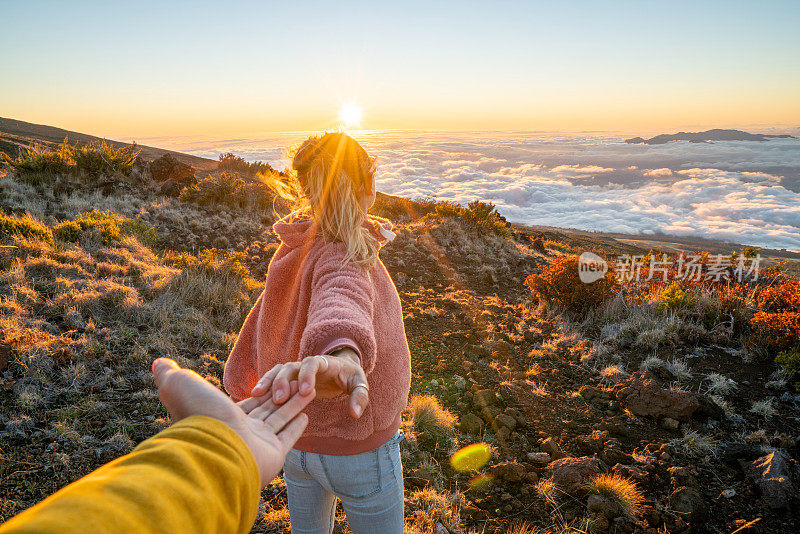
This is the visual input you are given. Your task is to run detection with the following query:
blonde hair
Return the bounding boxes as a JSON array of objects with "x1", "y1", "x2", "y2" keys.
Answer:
[{"x1": 270, "y1": 132, "x2": 379, "y2": 270}]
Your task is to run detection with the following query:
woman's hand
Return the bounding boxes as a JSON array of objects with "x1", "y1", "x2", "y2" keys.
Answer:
[
  {"x1": 152, "y1": 358, "x2": 313, "y2": 486},
  {"x1": 250, "y1": 349, "x2": 369, "y2": 419}
]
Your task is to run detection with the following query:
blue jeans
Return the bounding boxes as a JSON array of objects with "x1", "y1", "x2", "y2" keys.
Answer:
[{"x1": 282, "y1": 430, "x2": 405, "y2": 534}]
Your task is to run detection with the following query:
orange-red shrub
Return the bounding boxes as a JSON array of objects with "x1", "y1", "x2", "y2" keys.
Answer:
[
  {"x1": 751, "y1": 278, "x2": 800, "y2": 351},
  {"x1": 525, "y1": 255, "x2": 619, "y2": 316}
]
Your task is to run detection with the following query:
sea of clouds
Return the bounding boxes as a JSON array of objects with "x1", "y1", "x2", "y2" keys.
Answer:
[{"x1": 143, "y1": 131, "x2": 800, "y2": 251}]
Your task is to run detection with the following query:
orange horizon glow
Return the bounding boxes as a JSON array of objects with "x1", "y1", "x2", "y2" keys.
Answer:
[
  {"x1": 4, "y1": 105, "x2": 798, "y2": 141},
  {"x1": 2, "y1": 3, "x2": 798, "y2": 140}
]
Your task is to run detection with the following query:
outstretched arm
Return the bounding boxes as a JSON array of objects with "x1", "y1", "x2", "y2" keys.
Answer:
[
  {"x1": 0, "y1": 358, "x2": 313, "y2": 534},
  {"x1": 249, "y1": 247, "x2": 376, "y2": 417}
]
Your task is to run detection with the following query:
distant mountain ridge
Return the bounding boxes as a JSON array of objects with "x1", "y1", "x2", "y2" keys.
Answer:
[
  {"x1": 625, "y1": 128, "x2": 797, "y2": 145},
  {"x1": 0, "y1": 117, "x2": 217, "y2": 170}
]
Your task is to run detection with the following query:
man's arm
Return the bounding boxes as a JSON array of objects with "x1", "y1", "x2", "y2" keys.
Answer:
[{"x1": 0, "y1": 416, "x2": 260, "y2": 534}]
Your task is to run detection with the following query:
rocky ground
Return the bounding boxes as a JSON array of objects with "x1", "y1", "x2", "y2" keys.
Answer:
[{"x1": 1, "y1": 146, "x2": 799, "y2": 533}]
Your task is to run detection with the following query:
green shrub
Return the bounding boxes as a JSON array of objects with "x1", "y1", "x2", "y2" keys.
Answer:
[
  {"x1": 1, "y1": 142, "x2": 73, "y2": 176},
  {"x1": 775, "y1": 348, "x2": 800, "y2": 391},
  {"x1": 71, "y1": 140, "x2": 139, "y2": 176},
  {"x1": 659, "y1": 282, "x2": 690, "y2": 311},
  {"x1": 369, "y1": 193, "x2": 437, "y2": 222},
  {"x1": 52, "y1": 220, "x2": 83, "y2": 242},
  {"x1": 148, "y1": 153, "x2": 196, "y2": 185},
  {"x1": 180, "y1": 172, "x2": 274, "y2": 212},
  {"x1": 0, "y1": 213, "x2": 53, "y2": 243},
  {"x1": 119, "y1": 219, "x2": 158, "y2": 246},
  {"x1": 217, "y1": 152, "x2": 278, "y2": 177},
  {"x1": 424, "y1": 199, "x2": 510, "y2": 236},
  {"x1": 1, "y1": 138, "x2": 139, "y2": 178}
]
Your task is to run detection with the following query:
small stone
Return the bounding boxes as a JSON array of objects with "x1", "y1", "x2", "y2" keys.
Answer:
[
  {"x1": 669, "y1": 486, "x2": 707, "y2": 519},
  {"x1": 721, "y1": 488, "x2": 736, "y2": 498},
  {"x1": 494, "y1": 413, "x2": 517, "y2": 431},
  {"x1": 612, "y1": 463, "x2": 648, "y2": 481},
  {"x1": 527, "y1": 451, "x2": 551, "y2": 464},
  {"x1": 490, "y1": 461, "x2": 526, "y2": 482},
  {"x1": 541, "y1": 437, "x2": 560, "y2": 455},
  {"x1": 459, "y1": 413, "x2": 483, "y2": 435},
  {"x1": 602, "y1": 445, "x2": 634, "y2": 465},
  {"x1": 473, "y1": 389, "x2": 497, "y2": 407},
  {"x1": 661, "y1": 417, "x2": 680, "y2": 430}
]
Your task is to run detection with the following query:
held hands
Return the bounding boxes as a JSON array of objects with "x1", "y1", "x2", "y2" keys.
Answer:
[
  {"x1": 249, "y1": 348, "x2": 370, "y2": 419},
  {"x1": 152, "y1": 358, "x2": 314, "y2": 486}
]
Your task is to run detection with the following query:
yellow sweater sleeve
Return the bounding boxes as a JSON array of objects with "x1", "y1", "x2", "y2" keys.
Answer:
[{"x1": 0, "y1": 415, "x2": 261, "y2": 534}]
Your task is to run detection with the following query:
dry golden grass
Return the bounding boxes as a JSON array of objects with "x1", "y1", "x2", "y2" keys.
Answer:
[
  {"x1": 404, "y1": 488, "x2": 463, "y2": 533},
  {"x1": 405, "y1": 394, "x2": 458, "y2": 436},
  {"x1": 505, "y1": 520, "x2": 542, "y2": 534},
  {"x1": 535, "y1": 478, "x2": 558, "y2": 505},
  {"x1": 585, "y1": 473, "x2": 644, "y2": 519}
]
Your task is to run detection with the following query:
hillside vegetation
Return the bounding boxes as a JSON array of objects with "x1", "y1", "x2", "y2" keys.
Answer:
[{"x1": 1, "y1": 139, "x2": 799, "y2": 533}]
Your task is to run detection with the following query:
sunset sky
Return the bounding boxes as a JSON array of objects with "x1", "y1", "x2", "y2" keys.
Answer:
[{"x1": 2, "y1": 1, "x2": 799, "y2": 138}]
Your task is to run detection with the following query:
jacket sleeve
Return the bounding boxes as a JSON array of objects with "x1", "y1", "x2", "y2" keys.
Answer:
[
  {"x1": 223, "y1": 290, "x2": 263, "y2": 402},
  {"x1": 299, "y1": 246, "x2": 378, "y2": 375},
  {"x1": 0, "y1": 416, "x2": 261, "y2": 534}
]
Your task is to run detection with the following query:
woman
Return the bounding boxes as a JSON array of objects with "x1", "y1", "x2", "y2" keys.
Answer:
[{"x1": 223, "y1": 132, "x2": 412, "y2": 533}]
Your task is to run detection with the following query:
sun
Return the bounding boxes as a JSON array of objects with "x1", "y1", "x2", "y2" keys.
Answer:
[{"x1": 338, "y1": 102, "x2": 363, "y2": 127}]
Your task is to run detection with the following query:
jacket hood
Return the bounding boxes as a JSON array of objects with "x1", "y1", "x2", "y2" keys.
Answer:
[{"x1": 273, "y1": 211, "x2": 395, "y2": 250}]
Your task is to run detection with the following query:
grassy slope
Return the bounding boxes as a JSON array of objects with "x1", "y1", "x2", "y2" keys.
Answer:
[
  {"x1": 1, "y1": 134, "x2": 799, "y2": 533},
  {"x1": 0, "y1": 117, "x2": 217, "y2": 171}
]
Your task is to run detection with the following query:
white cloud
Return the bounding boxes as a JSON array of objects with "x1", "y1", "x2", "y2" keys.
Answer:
[
  {"x1": 155, "y1": 131, "x2": 800, "y2": 251},
  {"x1": 644, "y1": 168, "x2": 673, "y2": 177},
  {"x1": 550, "y1": 164, "x2": 616, "y2": 174}
]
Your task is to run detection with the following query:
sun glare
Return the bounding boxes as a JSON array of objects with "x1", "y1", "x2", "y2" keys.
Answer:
[{"x1": 338, "y1": 102, "x2": 363, "y2": 127}]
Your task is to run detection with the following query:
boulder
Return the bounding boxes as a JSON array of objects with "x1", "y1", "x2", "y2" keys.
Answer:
[
  {"x1": 546, "y1": 456, "x2": 601, "y2": 491},
  {"x1": 745, "y1": 450, "x2": 800, "y2": 509},
  {"x1": 614, "y1": 371, "x2": 699, "y2": 421}
]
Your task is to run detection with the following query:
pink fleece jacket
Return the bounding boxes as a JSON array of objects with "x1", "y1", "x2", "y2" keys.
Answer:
[{"x1": 223, "y1": 213, "x2": 412, "y2": 455}]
